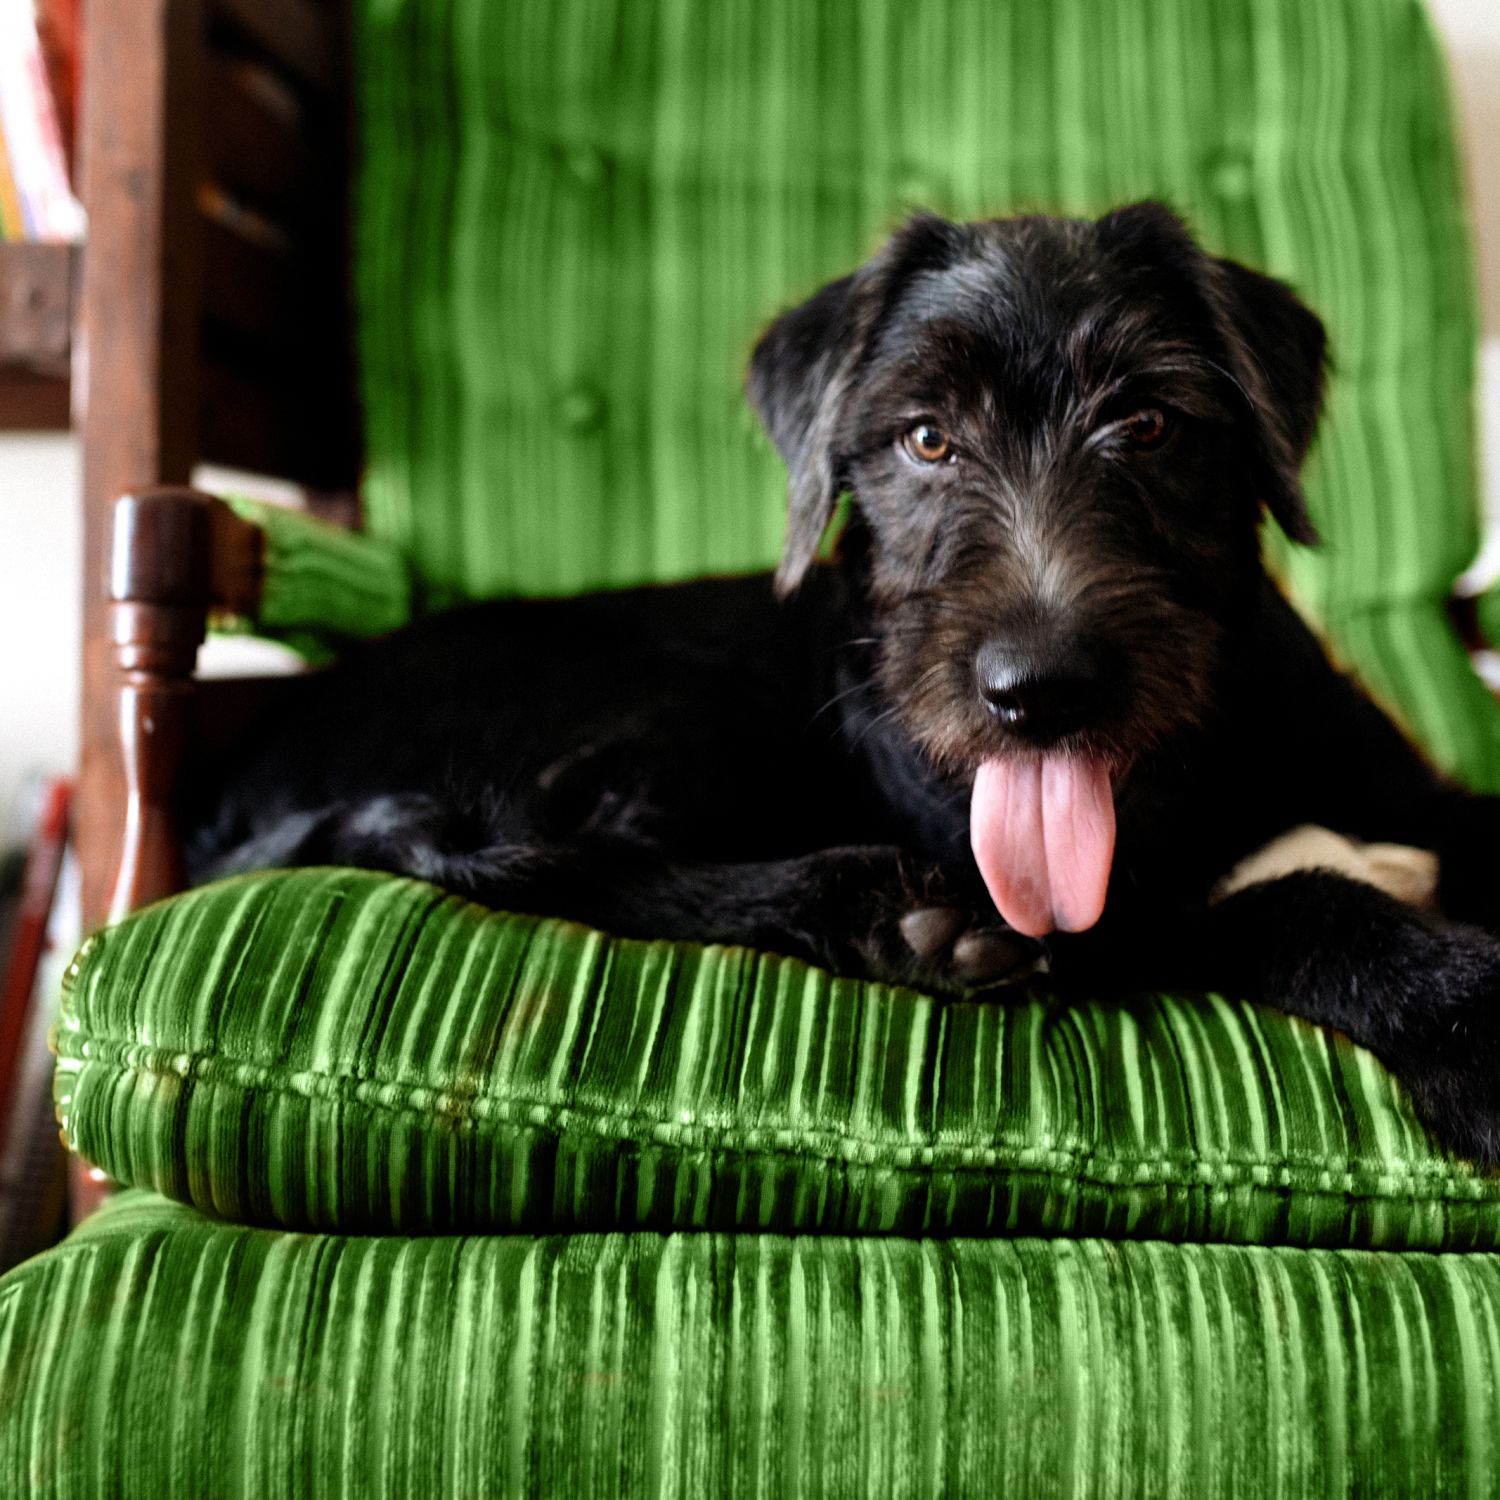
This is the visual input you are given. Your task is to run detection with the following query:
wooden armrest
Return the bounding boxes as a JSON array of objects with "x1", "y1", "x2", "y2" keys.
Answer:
[
  {"x1": 111, "y1": 484, "x2": 266, "y2": 618},
  {"x1": 106, "y1": 486, "x2": 266, "y2": 922}
]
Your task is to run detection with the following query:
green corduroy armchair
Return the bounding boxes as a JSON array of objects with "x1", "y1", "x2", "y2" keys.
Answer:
[{"x1": 7, "y1": 0, "x2": 1500, "y2": 1494}]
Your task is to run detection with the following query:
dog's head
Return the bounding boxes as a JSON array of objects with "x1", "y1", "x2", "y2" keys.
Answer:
[{"x1": 748, "y1": 203, "x2": 1326, "y2": 935}]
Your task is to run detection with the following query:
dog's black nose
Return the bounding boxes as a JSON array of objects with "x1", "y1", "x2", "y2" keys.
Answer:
[{"x1": 975, "y1": 638, "x2": 1109, "y2": 740}]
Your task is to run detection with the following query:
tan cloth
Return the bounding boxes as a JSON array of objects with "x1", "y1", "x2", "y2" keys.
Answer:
[{"x1": 1213, "y1": 825, "x2": 1439, "y2": 911}]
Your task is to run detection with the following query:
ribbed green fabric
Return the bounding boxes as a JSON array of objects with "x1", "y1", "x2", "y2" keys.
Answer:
[
  {"x1": 11, "y1": 8, "x2": 1493, "y2": 1495},
  {"x1": 7, "y1": 1189, "x2": 1500, "y2": 1499},
  {"x1": 1324, "y1": 602, "x2": 1500, "y2": 791},
  {"x1": 355, "y1": 0, "x2": 1495, "y2": 787},
  {"x1": 220, "y1": 497, "x2": 414, "y2": 647},
  {"x1": 52, "y1": 868, "x2": 1500, "y2": 1247}
]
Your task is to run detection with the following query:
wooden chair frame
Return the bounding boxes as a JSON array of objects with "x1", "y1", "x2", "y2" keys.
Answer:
[{"x1": 76, "y1": 0, "x2": 357, "y2": 934}]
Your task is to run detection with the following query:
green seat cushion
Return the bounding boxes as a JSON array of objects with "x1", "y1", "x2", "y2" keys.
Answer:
[
  {"x1": 53, "y1": 868, "x2": 1500, "y2": 1247},
  {"x1": 355, "y1": 0, "x2": 1499, "y2": 789},
  {"x1": 5, "y1": 1189, "x2": 1500, "y2": 1499}
]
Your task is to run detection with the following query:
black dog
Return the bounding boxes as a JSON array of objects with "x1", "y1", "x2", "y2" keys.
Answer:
[{"x1": 190, "y1": 203, "x2": 1500, "y2": 1164}]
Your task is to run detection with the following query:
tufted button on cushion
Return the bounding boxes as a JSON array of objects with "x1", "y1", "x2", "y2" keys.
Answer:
[
  {"x1": 1206, "y1": 147, "x2": 1255, "y2": 202},
  {"x1": 557, "y1": 383, "x2": 607, "y2": 433},
  {"x1": 895, "y1": 162, "x2": 947, "y2": 209},
  {"x1": 561, "y1": 142, "x2": 610, "y2": 189}
]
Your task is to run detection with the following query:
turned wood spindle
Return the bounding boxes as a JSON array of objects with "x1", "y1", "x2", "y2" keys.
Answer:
[{"x1": 104, "y1": 487, "x2": 263, "y2": 923}]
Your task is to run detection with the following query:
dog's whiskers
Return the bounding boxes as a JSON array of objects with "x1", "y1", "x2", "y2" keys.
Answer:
[
  {"x1": 808, "y1": 678, "x2": 876, "y2": 728},
  {"x1": 845, "y1": 701, "x2": 904, "y2": 752}
]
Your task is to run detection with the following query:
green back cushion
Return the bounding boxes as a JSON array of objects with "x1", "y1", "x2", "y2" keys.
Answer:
[
  {"x1": 355, "y1": 0, "x2": 1497, "y2": 786},
  {"x1": 6, "y1": 1189, "x2": 1500, "y2": 1499},
  {"x1": 54, "y1": 869, "x2": 1500, "y2": 1247}
]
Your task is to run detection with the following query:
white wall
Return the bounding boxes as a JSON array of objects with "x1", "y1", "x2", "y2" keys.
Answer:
[
  {"x1": 0, "y1": 2, "x2": 1498, "y2": 839},
  {"x1": 1431, "y1": 0, "x2": 1500, "y2": 589},
  {"x1": 0, "y1": 434, "x2": 78, "y2": 845},
  {"x1": 1432, "y1": 0, "x2": 1500, "y2": 341}
]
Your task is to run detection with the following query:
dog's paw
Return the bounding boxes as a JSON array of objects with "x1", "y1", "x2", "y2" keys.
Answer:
[
  {"x1": 896, "y1": 905, "x2": 1046, "y2": 991},
  {"x1": 796, "y1": 846, "x2": 1044, "y2": 996}
]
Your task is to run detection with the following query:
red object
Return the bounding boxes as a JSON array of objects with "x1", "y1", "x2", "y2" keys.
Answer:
[
  {"x1": 0, "y1": 778, "x2": 72, "y2": 1163},
  {"x1": 33, "y1": 0, "x2": 79, "y2": 173}
]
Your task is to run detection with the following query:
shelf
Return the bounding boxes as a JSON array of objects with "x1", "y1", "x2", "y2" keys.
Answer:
[{"x1": 0, "y1": 241, "x2": 78, "y2": 431}]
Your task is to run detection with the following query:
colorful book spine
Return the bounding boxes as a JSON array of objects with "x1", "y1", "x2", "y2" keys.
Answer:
[
  {"x1": 0, "y1": 777, "x2": 70, "y2": 1160},
  {"x1": 34, "y1": 0, "x2": 78, "y2": 171},
  {"x1": 0, "y1": 112, "x2": 23, "y2": 241},
  {"x1": 0, "y1": 815, "x2": 75, "y2": 1272}
]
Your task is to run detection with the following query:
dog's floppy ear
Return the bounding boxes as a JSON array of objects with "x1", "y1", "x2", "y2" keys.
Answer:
[
  {"x1": 1201, "y1": 256, "x2": 1327, "y2": 546},
  {"x1": 1098, "y1": 203, "x2": 1326, "y2": 546},
  {"x1": 749, "y1": 215, "x2": 961, "y2": 596}
]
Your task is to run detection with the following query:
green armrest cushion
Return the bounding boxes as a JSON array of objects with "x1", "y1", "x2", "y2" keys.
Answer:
[
  {"x1": 219, "y1": 497, "x2": 415, "y2": 652},
  {"x1": 53, "y1": 868, "x2": 1500, "y2": 1246},
  {"x1": 5, "y1": 1190, "x2": 1500, "y2": 1498}
]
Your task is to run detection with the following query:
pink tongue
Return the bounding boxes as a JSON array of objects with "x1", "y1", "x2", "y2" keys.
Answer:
[{"x1": 970, "y1": 756, "x2": 1116, "y2": 937}]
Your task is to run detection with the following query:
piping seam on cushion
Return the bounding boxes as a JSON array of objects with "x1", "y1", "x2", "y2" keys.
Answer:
[{"x1": 52, "y1": 1045, "x2": 1491, "y2": 1205}]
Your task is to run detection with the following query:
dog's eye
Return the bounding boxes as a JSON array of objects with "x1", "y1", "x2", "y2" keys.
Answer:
[
  {"x1": 1121, "y1": 408, "x2": 1169, "y2": 449},
  {"x1": 901, "y1": 424, "x2": 954, "y2": 465}
]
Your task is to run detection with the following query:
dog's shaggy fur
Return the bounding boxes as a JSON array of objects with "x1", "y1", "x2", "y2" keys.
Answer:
[{"x1": 190, "y1": 203, "x2": 1500, "y2": 1163}]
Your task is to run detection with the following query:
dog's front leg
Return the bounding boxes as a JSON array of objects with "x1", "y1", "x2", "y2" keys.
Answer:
[
  {"x1": 1185, "y1": 869, "x2": 1500, "y2": 1165},
  {"x1": 468, "y1": 841, "x2": 1047, "y2": 995},
  {"x1": 281, "y1": 796, "x2": 1044, "y2": 993}
]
